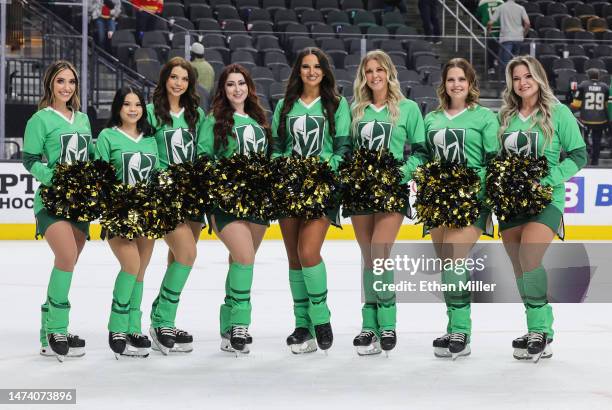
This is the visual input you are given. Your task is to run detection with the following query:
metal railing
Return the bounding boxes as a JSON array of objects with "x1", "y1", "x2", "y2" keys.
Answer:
[{"x1": 438, "y1": 0, "x2": 505, "y2": 75}]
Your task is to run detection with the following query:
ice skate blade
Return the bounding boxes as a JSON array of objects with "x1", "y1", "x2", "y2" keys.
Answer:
[
  {"x1": 514, "y1": 346, "x2": 552, "y2": 361},
  {"x1": 149, "y1": 328, "x2": 171, "y2": 356},
  {"x1": 433, "y1": 347, "x2": 452, "y2": 358},
  {"x1": 121, "y1": 347, "x2": 150, "y2": 358},
  {"x1": 170, "y1": 343, "x2": 193, "y2": 353},
  {"x1": 289, "y1": 339, "x2": 317, "y2": 355},
  {"x1": 450, "y1": 345, "x2": 471, "y2": 361},
  {"x1": 355, "y1": 342, "x2": 382, "y2": 356},
  {"x1": 40, "y1": 347, "x2": 85, "y2": 358},
  {"x1": 220, "y1": 338, "x2": 250, "y2": 354}
]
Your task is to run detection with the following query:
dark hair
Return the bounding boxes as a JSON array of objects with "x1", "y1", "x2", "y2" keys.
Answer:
[
  {"x1": 278, "y1": 47, "x2": 340, "y2": 143},
  {"x1": 210, "y1": 64, "x2": 271, "y2": 150},
  {"x1": 152, "y1": 57, "x2": 201, "y2": 132},
  {"x1": 107, "y1": 86, "x2": 153, "y2": 135},
  {"x1": 587, "y1": 68, "x2": 600, "y2": 81}
]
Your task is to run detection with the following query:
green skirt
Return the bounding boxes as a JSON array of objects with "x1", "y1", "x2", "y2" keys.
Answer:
[
  {"x1": 342, "y1": 204, "x2": 412, "y2": 219},
  {"x1": 35, "y1": 208, "x2": 90, "y2": 239},
  {"x1": 422, "y1": 210, "x2": 493, "y2": 238},
  {"x1": 207, "y1": 210, "x2": 269, "y2": 234},
  {"x1": 498, "y1": 204, "x2": 564, "y2": 240}
]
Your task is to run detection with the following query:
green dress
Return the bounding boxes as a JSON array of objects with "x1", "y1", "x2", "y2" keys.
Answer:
[
  {"x1": 271, "y1": 96, "x2": 352, "y2": 226},
  {"x1": 22, "y1": 107, "x2": 93, "y2": 237},
  {"x1": 197, "y1": 112, "x2": 270, "y2": 232}
]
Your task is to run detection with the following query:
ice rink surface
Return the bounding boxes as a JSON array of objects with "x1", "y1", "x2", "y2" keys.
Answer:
[{"x1": 1, "y1": 239, "x2": 611, "y2": 410}]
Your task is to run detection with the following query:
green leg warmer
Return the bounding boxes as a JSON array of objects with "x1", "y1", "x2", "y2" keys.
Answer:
[
  {"x1": 40, "y1": 300, "x2": 49, "y2": 346},
  {"x1": 127, "y1": 281, "x2": 144, "y2": 334},
  {"x1": 228, "y1": 262, "x2": 254, "y2": 328},
  {"x1": 219, "y1": 273, "x2": 231, "y2": 335},
  {"x1": 46, "y1": 267, "x2": 73, "y2": 334},
  {"x1": 523, "y1": 266, "x2": 554, "y2": 337},
  {"x1": 108, "y1": 271, "x2": 137, "y2": 333},
  {"x1": 361, "y1": 268, "x2": 378, "y2": 333},
  {"x1": 289, "y1": 268, "x2": 311, "y2": 331},
  {"x1": 303, "y1": 261, "x2": 331, "y2": 326},
  {"x1": 376, "y1": 270, "x2": 396, "y2": 331},
  {"x1": 442, "y1": 267, "x2": 471, "y2": 335},
  {"x1": 150, "y1": 262, "x2": 192, "y2": 328}
]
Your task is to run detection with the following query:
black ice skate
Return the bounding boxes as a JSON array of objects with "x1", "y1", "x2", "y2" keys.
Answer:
[
  {"x1": 40, "y1": 333, "x2": 85, "y2": 358},
  {"x1": 286, "y1": 327, "x2": 317, "y2": 354},
  {"x1": 46, "y1": 333, "x2": 69, "y2": 362},
  {"x1": 380, "y1": 330, "x2": 397, "y2": 356},
  {"x1": 229, "y1": 326, "x2": 250, "y2": 355},
  {"x1": 314, "y1": 323, "x2": 333, "y2": 352},
  {"x1": 448, "y1": 333, "x2": 471, "y2": 360},
  {"x1": 108, "y1": 332, "x2": 127, "y2": 359},
  {"x1": 527, "y1": 332, "x2": 552, "y2": 363},
  {"x1": 353, "y1": 330, "x2": 381, "y2": 356},
  {"x1": 512, "y1": 333, "x2": 553, "y2": 361},
  {"x1": 221, "y1": 330, "x2": 252, "y2": 354},
  {"x1": 122, "y1": 333, "x2": 151, "y2": 358},
  {"x1": 149, "y1": 327, "x2": 175, "y2": 355},
  {"x1": 171, "y1": 328, "x2": 193, "y2": 353},
  {"x1": 433, "y1": 334, "x2": 451, "y2": 358}
]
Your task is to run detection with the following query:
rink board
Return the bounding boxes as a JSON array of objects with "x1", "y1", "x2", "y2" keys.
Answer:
[{"x1": 1, "y1": 162, "x2": 611, "y2": 239}]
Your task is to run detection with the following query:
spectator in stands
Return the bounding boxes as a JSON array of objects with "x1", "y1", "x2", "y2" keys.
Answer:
[
  {"x1": 383, "y1": 0, "x2": 407, "y2": 14},
  {"x1": 476, "y1": 0, "x2": 503, "y2": 75},
  {"x1": 571, "y1": 68, "x2": 611, "y2": 166},
  {"x1": 131, "y1": 0, "x2": 163, "y2": 43},
  {"x1": 90, "y1": 0, "x2": 122, "y2": 52},
  {"x1": 487, "y1": 0, "x2": 530, "y2": 71},
  {"x1": 190, "y1": 42, "x2": 215, "y2": 95},
  {"x1": 418, "y1": 0, "x2": 442, "y2": 44}
]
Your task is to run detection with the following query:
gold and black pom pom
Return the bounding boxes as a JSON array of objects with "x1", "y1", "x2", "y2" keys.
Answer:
[
  {"x1": 269, "y1": 156, "x2": 338, "y2": 220},
  {"x1": 145, "y1": 169, "x2": 186, "y2": 237},
  {"x1": 166, "y1": 156, "x2": 215, "y2": 220},
  {"x1": 40, "y1": 159, "x2": 117, "y2": 222},
  {"x1": 413, "y1": 161, "x2": 481, "y2": 229},
  {"x1": 212, "y1": 153, "x2": 274, "y2": 221},
  {"x1": 485, "y1": 154, "x2": 553, "y2": 222},
  {"x1": 99, "y1": 182, "x2": 152, "y2": 240},
  {"x1": 338, "y1": 148, "x2": 408, "y2": 214}
]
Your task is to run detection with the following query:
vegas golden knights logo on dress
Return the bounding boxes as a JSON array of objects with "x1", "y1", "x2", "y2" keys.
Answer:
[
  {"x1": 60, "y1": 133, "x2": 90, "y2": 164},
  {"x1": 235, "y1": 124, "x2": 267, "y2": 155},
  {"x1": 502, "y1": 131, "x2": 539, "y2": 158},
  {"x1": 428, "y1": 128, "x2": 466, "y2": 163},
  {"x1": 358, "y1": 120, "x2": 393, "y2": 150},
  {"x1": 163, "y1": 128, "x2": 195, "y2": 164},
  {"x1": 289, "y1": 115, "x2": 326, "y2": 156},
  {"x1": 122, "y1": 152, "x2": 157, "y2": 185}
]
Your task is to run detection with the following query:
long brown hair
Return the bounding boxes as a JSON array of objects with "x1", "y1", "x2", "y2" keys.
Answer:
[
  {"x1": 435, "y1": 58, "x2": 480, "y2": 111},
  {"x1": 38, "y1": 60, "x2": 80, "y2": 111},
  {"x1": 210, "y1": 64, "x2": 271, "y2": 149},
  {"x1": 152, "y1": 57, "x2": 201, "y2": 132},
  {"x1": 278, "y1": 47, "x2": 340, "y2": 143}
]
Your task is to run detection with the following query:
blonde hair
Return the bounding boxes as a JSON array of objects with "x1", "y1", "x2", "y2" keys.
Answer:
[
  {"x1": 435, "y1": 58, "x2": 480, "y2": 111},
  {"x1": 351, "y1": 50, "x2": 405, "y2": 136},
  {"x1": 38, "y1": 60, "x2": 80, "y2": 111},
  {"x1": 498, "y1": 55, "x2": 556, "y2": 142}
]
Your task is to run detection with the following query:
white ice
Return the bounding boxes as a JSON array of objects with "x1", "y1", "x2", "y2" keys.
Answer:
[{"x1": 1, "y1": 240, "x2": 611, "y2": 410}]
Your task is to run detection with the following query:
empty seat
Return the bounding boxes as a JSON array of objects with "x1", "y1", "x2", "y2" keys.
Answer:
[
  {"x1": 341, "y1": 0, "x2": 365, "y2": 13},
  {"x1": 162, "y1": 2, "x2": 185, "y2": 18},
  {"x1": 137, "y1": 60, "x2": 162, "y2": 82},
  {"x1": 301, "y1": 10, "x2": 325, "y2": 27},
  {"x1": 353, "y1": 10, "x2": 377, "y2": 30},
  {"x1": 316, "y1": 0, "x2": 340, "y2": 15}
]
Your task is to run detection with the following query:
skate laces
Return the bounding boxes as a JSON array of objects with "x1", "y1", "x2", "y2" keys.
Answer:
[
  {"x1": 173, "y1": 328, "x2": 190, "y2": 337},
  {"x1": 231, "y1": 326, "x2": 248, "y2": 340},
  {"x1": 131, "y1": 333, "x2": 148, "y2": 341},
  {"x1": 51, "y1": 333, "x2": 67, "y2": 343},
  {"x1": 358, "y1": 330, "x2": 376, "y2": 339},
  {"x1": 112, "y1": 332, "x2": 126, "y2": 341},
  {"x1": 528, "y1": 332, "x2": 544, "y2": 344},
  {"x1": 380, "y1": 330, "x2": 395, "y2": 338},
  {"x1": 449, "y1": 333, "x2": 466, "y2": 343},
  {"x1": 159, "y1": 327, "x2": 175, "y2": 337}
]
